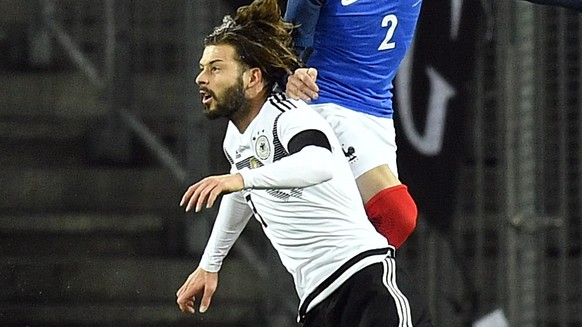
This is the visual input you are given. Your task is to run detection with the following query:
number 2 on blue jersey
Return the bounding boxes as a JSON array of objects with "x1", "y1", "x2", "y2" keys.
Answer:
[{"x1": 378, "y1": 14, "x2": 398, "y2": 51}]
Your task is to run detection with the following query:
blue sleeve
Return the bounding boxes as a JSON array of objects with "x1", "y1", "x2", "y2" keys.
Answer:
[{"x1": 284, "y1": 0, "x2": 324, "y2": 59}]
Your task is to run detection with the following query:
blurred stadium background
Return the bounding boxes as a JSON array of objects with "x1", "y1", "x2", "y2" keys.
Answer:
[{"x1": 0, "y1": 0, "x2": 580, "y2": 326}]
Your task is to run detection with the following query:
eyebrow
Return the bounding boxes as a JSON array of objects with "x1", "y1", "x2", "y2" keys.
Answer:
[{"x1": 199, "y1": 59, "x2": 224, "y2": 67}]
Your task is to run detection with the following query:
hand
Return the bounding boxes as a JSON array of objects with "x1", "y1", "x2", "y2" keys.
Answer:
[
  {"x1": 286, "y1": 67, "x2": 319, "y2": 102},
  {"x1": 176, "y1": 267, "x2": 218, "y2": 314},
  {"x1": 180, "y1": 173, "x2": 244, "y2": 212}
]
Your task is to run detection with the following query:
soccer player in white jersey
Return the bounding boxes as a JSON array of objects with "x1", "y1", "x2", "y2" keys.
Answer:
[
  {"x1": 284, "y1": 0, "x2": 423, "y2": 249},
  {"x1": 176, "y1": 0, "x2": 432, "y2": 325}
]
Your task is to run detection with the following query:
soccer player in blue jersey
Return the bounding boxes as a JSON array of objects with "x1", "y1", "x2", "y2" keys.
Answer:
[{"x1": 285, "y1": 0, "x2": 423, "y2": 248}]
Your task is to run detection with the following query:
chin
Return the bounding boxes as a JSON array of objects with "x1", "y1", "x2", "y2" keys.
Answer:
[{"x1": 204, "y1": 107, "x2": 221, "y2": 120}]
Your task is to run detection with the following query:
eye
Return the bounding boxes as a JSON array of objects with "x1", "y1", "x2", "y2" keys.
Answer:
[{"x1": 211, "y1": 66, "x2": 220, "y2": 73}]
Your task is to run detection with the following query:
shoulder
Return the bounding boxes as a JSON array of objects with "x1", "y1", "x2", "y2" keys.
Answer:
[
  {"x1": 265, "y1": 93, "x2": 305, "y2": 113},
  {"x1": 264, "y1": 94, "x2": 332, "y2": 138},
  {"x1": 265, "y1": 93, "x2": 322, "y2": 122}
]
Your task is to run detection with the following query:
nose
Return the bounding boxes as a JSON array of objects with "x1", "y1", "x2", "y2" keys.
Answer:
[{"x1": 196, "y1": 70, "x2": 207, "y2": 86}]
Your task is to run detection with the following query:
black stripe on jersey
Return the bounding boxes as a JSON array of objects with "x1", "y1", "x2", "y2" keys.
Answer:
[
  {"x1": 235, "y1": 156, "x2": 264, "y2": 170},
  {"x1": 298, "y1": 247, "x2": 396, "y2": 322},
  {"x1": 275, "y1": 93, "x2": 296, "y2": 110},
  {"x1": 269, "y1": 92, "x2": 297, "y2": 112},
  {"x1": 224, "y1": 148, "x2": 234, "y2": 165},
  {"x1": 272, "y1": 113, "x2": 289, "y2": 162},
  {"x1": 288, "y1": 129, "x2": 331, "y2": 154},
  {"x1": 266, "y1": 188, "x2": 303, "y2": 201}
]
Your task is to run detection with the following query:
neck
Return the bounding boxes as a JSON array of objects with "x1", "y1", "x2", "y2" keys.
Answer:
[{"x1": 231, "y1": 92, "x2": 268, "y2": 133}]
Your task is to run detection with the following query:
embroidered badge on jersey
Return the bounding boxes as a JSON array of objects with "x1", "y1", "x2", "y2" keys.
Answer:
[
  {"x1": 342, "y1": 144, "x2": 358, "y2": 163},
  {"x1": 254, "y1": 134, "x2": 271, "y2": 160}
]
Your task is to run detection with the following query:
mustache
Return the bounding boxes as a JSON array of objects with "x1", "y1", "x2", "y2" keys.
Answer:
[{"x1": 200, "y1": 87, "x2": 216, "y2": 98}]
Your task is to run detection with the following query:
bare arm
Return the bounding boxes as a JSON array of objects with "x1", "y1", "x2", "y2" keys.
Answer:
[{"x1": 177, "y1": 192, "x2": 252, "y2": 314}]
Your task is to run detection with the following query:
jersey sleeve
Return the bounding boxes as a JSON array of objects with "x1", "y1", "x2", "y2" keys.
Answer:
[
  {"x1": 284, "y1": 0, "x2": 323, "y2": 54},
  {"x1": 239, "y1": 146, "x2": 334, "y2": 189},
  {"x1": 276, "y1": 105, "x2": 330, "y2": 150},
  {"x1": 238, "y1": 107, "x2": 336, "y2": 190},
  {"x1": 199, "y1": 191, "x2": 253, "y2": 272}
]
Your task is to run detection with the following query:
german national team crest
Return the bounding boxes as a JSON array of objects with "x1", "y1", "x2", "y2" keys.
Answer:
[{"x1": 255, "y1": 135, "x2": 271, "y2": 160}]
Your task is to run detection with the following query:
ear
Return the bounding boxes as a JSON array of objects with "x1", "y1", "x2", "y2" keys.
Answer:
[{"x1": 243, "y1": 67, "x2": 264, "y2": 96}]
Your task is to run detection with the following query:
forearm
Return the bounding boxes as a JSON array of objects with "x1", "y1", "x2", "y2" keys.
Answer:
[{"x1": 199, "y1": 193, "x2": 252, "y2": 272}]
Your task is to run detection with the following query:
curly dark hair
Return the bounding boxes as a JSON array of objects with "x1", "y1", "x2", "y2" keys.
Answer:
[{"x1": 204, "y1": 0, "x2": 302, "y2": 92}]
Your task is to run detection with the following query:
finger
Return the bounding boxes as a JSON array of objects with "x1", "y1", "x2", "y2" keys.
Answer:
[
  {"x1": 180, "y1": 186, "x2": 196, "y2": 207},
  {"x1": 299, "y1": 76, "x2": 319, "y2": 97},
  {"x1": 205, "y1": 186, "x2": 223, "y2": 209},
  {"x1": 297, "y1": 86, "x2": 318, "y2": 101},
  {"x1": 177, "y1": 294, "x2": 196, "y2": 314},
  {"x1": 195, "y1": 182, "x2": 213, "y2": 212},
  {"x1": 287, "y1": 81, "x2": 314, "y2": 102},
  {"x1": 181, "y1": 302, "x2": 195, "y2": 314},
  {"x1": 199, "y1": 283, "x2": 216, "y2": 314},
  {"x1": 301, "y1": 94, "x2": 312, "y2": 103},
  {"x1": 293, "y1": 84, "x2": 313, "y2": 103},
  {"x1": 298, "y1": 70, "x2": 316, "y2": 84},
  {"x1": 176, "y1": 278, "x2": 191, "y2": 298},
  {"x1": 287, "y1": 71, "x2": 309, "y2": 90},
  {"x1": 187, "y1": 181, "x2": 207, "y2": 212},
  {"x1": 285, "y1": 79, "x2": 301, "y2": 99},
  {"x1": 307, "y1": 67, "x2": 318, "y2": 81},
  {"x1": 305, "y1": 88, "x2": 318, "y2": 101},
  {"x1": 185, "y1": 192, "x2": 198, "y2": 212},
  {"x1": 176, "y1": 281, "x2": 189, "y2": 297},
  {"x1": 185, "y1": 300, "x2": 195, "y2": 313},
  {"x1": 293, "y1": 79, "x2": 318, "y2": 100},
  {"x1": 181, "y1": 179, "x2": 205, "y2": 209}
]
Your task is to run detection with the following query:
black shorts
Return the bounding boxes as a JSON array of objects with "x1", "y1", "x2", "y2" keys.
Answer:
[{"x1": 303, "y1": 257, "x2": 433, "y2": 327}]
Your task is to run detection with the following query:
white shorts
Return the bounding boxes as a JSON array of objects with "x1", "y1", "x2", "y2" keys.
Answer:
[{"x1": 310, "y1": 103, "x2": 398, "y2": 179}]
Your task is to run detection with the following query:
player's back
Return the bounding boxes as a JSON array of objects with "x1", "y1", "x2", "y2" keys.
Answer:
[{"x1": 308, "y1": 0, "x2": 422, "y2": 118}]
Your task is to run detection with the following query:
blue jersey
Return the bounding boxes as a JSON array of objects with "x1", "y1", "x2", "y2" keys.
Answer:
[{"x1": 285, "y1": 0, "x2": 422, "y2": 118}]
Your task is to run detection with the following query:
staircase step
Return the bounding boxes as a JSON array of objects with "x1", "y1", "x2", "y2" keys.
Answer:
[
  {"x1": 0, "y1": 72, "x2": 184, "y2": 119},
  {"x1": 0, "y1": 113, "x2": 179, "y2": 167},
  {"x1": 0, "y1": 256, "x2": 263, "y2": 326},
  {"x1": 0, "y1": 213, "x2": 170, "y2": 256},
  {"x1": 0, "y1": 136, "x2": 87, "y2": 167},
  {"x1": 1, "y1": 72, "x2": 106, "y2": 119},
  {"x1": 0, "y1": 115, "x2": 91, "y2": 140},
  {"x1": 0, "y1": 167, "x2": 184, "y2": 212},
  {"x1": 0, "y1": 303, "x2": 257, "y2": 327},
  {"x1": 0, "y1": 213, "x2": 164, "y2": 233}
]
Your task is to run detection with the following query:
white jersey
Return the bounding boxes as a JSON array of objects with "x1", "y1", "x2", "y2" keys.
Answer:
[{"x1": 200, "y1": 93, "x2": 390, "y2": 316}]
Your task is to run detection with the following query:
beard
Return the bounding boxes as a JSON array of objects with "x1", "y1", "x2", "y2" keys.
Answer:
[{"x1": 202, "y1": 75, "x2": 251, "y2": 121}]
